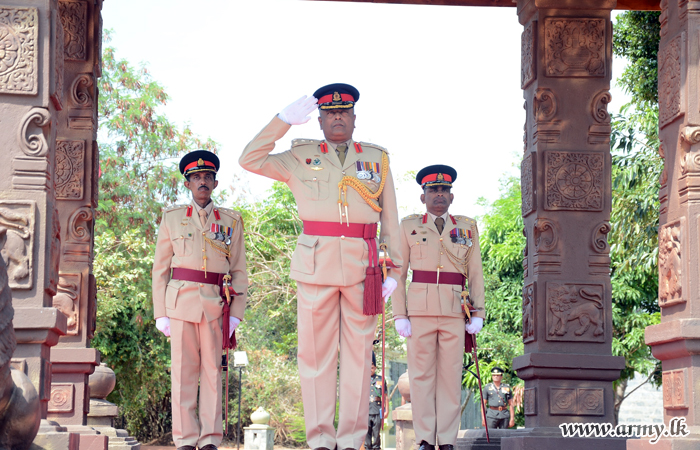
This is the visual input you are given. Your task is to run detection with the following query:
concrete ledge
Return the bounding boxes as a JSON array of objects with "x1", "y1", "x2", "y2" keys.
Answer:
[{"x1": 646, "y1": 319, "x2": 700, "y2": 346}]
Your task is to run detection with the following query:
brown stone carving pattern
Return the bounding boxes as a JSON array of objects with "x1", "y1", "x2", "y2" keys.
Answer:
[
  {"x1": 521, "y1": 21, "x2": 536, "y2": 89},
  {"x1": 544, "y1": 18, "x2": 605, "y2": 78},
  {"x1": 67, "y1": 206, "x2": 92, "y2": 243},
  {"x1": 70, "y1": 74, "x2": 94, "y2": 108},
  {"x1": 523, "y1": 101, "x2": 527, "y2": 151},
  {"x1": 51, "y1": 7, "x2": 65, "y2": 111},
  {"x1": 546, "y1": 283, "x2": 605, "y2": 342},
  {"x1": 522, "y1": 228, "x2": 528, "y2": 278},
  {"x1": 591, "y1": 90, "x2": 612, "y2": 124},
  {"x1": 88, "y1": 273, "x2": 96, "y2": 339},
  {"x1": 663, "y1": 369, "x2": 688, "y2": 410},
  {"x1": 679, "y1": 0, "x2": 688, "y2": 23},
  {"x1": 533, "y1": 88, "x2": 557, "y2": 123},
  {"x1": 658, "y1": 220, "x2": 683, "y2": 306},
  {"x1": 660, "y1": 0, "x2": 668, "y2": 37},
  {"x1": 523, "y1": 387, "x2": 536, "y2": 415},
  {"x1": 94, "y1": 14, "x2": 103, "y2": 77},
  {"x1": 550, "y1": 387, "x2": 604, "y2": 416},
  {"x1": 0, "y1": 6, "x2": 38, "y2": 95},
  {"x1": 521, "y1": 152, "x2": 534, "y2": 216},
  {"x1": 47, "y1": 209, "x2": 61, "y2": 296},
  {"x1": 658, "y1": 34, "x2": 683, "y2": 128},
  {"x1": 18, "y1": 107, "x2": 51, "y2": 157},
  {"x1": 0, "y1": 201, "x2": 34, "y2": 290},
  {"x1": 53, "y1": 273, "x2": 81, "y2": 336},
  {"x1": 679, "y1": 126, "x2": 700, "y2": 175},
  {"x1": 523, "y1": 283, "x2": 535, "y2": 343},
  {"x1": 59, "y1": 1, "x2": 87, "y2": 61},
  {"x1": 534, "y1": 219, "x2": 558, "y2": 253},
  {"x1": 48, "y1": 383, "x2": 74, "y2": 413},
  {"x1": 659, "y1": 142, "x2": 668, "y2": 187},
  {"x1": 545, "y1": 151, "x2": 604, "y2": 211},
  {"x1": 92, "y1": 141, "x2": 99, "y2": 208},
  {"x1": 56, "y1": 140, "x2": 85, "y2": 200},
  {"x1": 591, "y1": 222, "x2": 610, "y2": 254}
]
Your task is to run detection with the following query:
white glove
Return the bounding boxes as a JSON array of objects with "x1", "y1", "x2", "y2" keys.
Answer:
[
  {"x1": 395, "y1": 318, "x2": 412, "y2": 337},
  {"x1": 228, "y1": 317, "x2": 241, "y2": 338},
  {"x1": 155, "y1": 317, "x2": 170, "y2": 337},
  {"x1": 278, "y1": 95, "x2": 318, "y2": 125},
  {"x1": 382, "y1": 277, "x2": 398, "y2": 303},
  {"x1": 466, "y1": 317, "x2": 483, "y2": 335}
]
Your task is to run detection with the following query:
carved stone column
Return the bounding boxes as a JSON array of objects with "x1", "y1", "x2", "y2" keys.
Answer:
[
  {"x1": 46, "y1": 1, "x2": 106, "y2": 449},
  {"x1": 502, "y1": 1, "x2": 626, "y2": 449},
  {"x1": 629, "y1": 1, "x2": 700, "y2": 448}
]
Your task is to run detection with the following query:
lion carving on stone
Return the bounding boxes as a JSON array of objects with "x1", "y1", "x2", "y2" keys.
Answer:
[{"x1": 548, "y1": 284, "x2": 604, "y2": 337}]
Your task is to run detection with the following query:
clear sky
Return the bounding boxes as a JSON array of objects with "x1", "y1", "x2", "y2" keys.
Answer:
[{"x1": 102, "y1": 0, "x2": 629, "y2": 219}]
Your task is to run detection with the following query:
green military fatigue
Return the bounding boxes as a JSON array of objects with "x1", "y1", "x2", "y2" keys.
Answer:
[{"x1": 483, "y1": 382, "x2": 512, "y2": 429}]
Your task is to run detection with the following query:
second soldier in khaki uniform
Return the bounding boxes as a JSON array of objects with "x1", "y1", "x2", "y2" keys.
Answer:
[
  {"x1": 481, "y1": 367, "x2": 515, "y2": 429},
  {"x1": 393, "y1": 165, "x2": 485, "y2": 450}
]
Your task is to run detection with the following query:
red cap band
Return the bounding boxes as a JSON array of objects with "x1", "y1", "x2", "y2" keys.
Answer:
[
  {"x1": 184, "y1": 160, "x2": 216, "y2": 172},
  {"x1": 420, "y1": 173, "x2": 453, "y2": 185},
  {"x1": 318, "y1": 93, "x2": 355, "y2": 104}
]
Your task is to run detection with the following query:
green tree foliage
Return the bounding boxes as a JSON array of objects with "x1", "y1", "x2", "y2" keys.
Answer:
[{"x1": 93, "y1": 35, "x2": 221, "y2": 440}]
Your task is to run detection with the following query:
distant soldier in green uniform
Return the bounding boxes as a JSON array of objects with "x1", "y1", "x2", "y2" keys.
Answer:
[
  {"x1": 366, "y1": 352, "x2": 386, "y2": 450},
  {"x1": 481, "y1": 367, "x2": 515, "y2": 429}
]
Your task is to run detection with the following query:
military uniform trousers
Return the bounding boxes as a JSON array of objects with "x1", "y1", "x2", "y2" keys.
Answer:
[
  {"x1": 170, "y1": 314, "x2": 223, "y2": 448},
  {"x1": 365, "y1": 412, "x2": 381, "y2": 450},
  {"x1": 407, "y1": 315, "x2": 465, "y2": 445},
  {"x1": 297, "y1": 281, "x2": 376, "y2": 450}
]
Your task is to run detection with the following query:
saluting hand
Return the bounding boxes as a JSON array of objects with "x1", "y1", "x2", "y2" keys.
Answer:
[
  {"x1": 278, "y1": 95, "x2": 318, "y2": 125},
  {"x1": 155, "y1": 317, "x2": 171, "y2": 337},
  {"x1": 395, "y1": 318, "x2": 412, "y2": 338},
  {"x1": 466, "y1": 317, "x2": 483, "y2": 334}
]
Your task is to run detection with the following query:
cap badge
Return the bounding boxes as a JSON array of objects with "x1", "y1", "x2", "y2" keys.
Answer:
[
  {"x1": 437, "y1": 173, "x2": 444, "y2": 181},
  {"x1": 198, "y1": 158, "x2": 204, "y2": 166},
  {"x1": 332, "y1": 91, "x2": 341, "y2": 102}
]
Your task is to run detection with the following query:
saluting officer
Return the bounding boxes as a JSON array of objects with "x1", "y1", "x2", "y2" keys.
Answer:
[
  {"x1": 392, "y1": 165, "x2": 485, "y2": 450},
  {"x1": 152, "y1": 151, "x2": 248, "y2": 450},
  {"x1": 481, "y1": 367, "x2": 515, "y2": 429},
  {"x1": 366, "y1": 352, "x2": 386, "y2": 450},
  {"x1": 239, "y1": 84, "x2": 402, "y2": 450}
]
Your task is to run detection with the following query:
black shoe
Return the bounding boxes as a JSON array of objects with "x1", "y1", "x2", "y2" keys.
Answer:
[
  {"x1": 419, "y1": 441, "x2": 436, "y2": 450},
  {"x1": 177, "y1": 447, "x2": 195, "y2": 450},
  {"x1": 439, "y1": 445, "x2": 454, "y2": 450},
  {"x1": 199, "y1": 445, "x2": 217, "y2": 450}
]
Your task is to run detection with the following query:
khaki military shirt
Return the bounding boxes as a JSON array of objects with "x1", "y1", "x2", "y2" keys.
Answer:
[
  {"x1": 392, "y1": 213, "x2": 485, "y2": 319},
  {"x1": 484, "y1": 382, "x2": 512, "y2": 419},
  {"x1": 239, "y1": 116, "x2": 403, "y2": 286},
  {"x1": 152, "y1": 201, "x2": 248, "y2": 323}
]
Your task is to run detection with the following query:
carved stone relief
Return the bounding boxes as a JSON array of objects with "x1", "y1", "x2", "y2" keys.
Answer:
[
  {"x1": 678, "y1": 0, "x2": 688, "y2": 25},
  {"x1": 523, "y1": 283, "x2": 535, "y2": 343},
  {"x1": 534, "y1": 219, "x2": 559, "y2": 254},
  {"x1": 544, "y1": 18, "x2": 605, "y2": 78},
  {"x1": 679, "y1": 126, "x2": 700, "y2": 175},
  {"x1": 546, "y1": 282, "x2": 605, "y2": 342},
  {"x1": 522, "y1": 228, "x2": 528, "y2": 278},
  {"x1": 521, "y1": 152, "x2": 534, "y2": 217},
  {"x1": 659, "y1": 0, "x2": 668, "y2": 37},
  {"x1": 659, "y1": 142, "x2": 668, "y2": 187},
  {"x1": 59, "y1": 0, "x2": 87, "y2": 61},
  {"x1": 588, "y1": 90, "x2": 612, "y2": 145},
  {"x1": 70, "y1": 74, "x2": 94, "y2": 109},
  {"x1": 63, "y1": 206, "x2": 93, "y2": 263},
  {"x1": 524, "y1": 387, "x2": 536, "y2": 415},
  {"x1": 658, "y1": 34, "x2": 683, "y2": 128},
  {"x1": 88, "y1": 274, "x2": 96, "y2": 339},
  {"x1": 658, "y1": 220, "x2": 684, "y2": 306},
  {"x1": 663, "y1": 369, "x2": 688, "y2": 410},
  {"x1": 589, "y1": 222, "x2": 611, "y2": 276},
  {"x1": 0, "y1": 6, "x2": 38, "y2": 95},
  {"x1": 51, "y1": 7, "x2": 65, "y2": 111},
  {"x1": 521, "y1": 21, "x2": 536, "y2": 89},
  {"x1": 92, "y1": 141, "x2": 99, "y2": 208},
  {"x1": 48, "y1": 383, "x2": 74, "y2": 413},
  {"x1": 47, "y1": 209, "x2": 61, "y2": 296},
  {"x1": 550, "y1": 387, "x2": 604, "y2": 416},
  {"x1": 532, "y1": 88, "x2": 561, "y2": 144},
  {"x1": 18, "y1": 107, "x2": 51, "y2": 158},
  {"x1": 55, "y1": 140, "x2": 85, "y2": 200},
  {"x1": 545, "y1": 151, "x2": 604, "y2": 211},
  {"x1": 0, "y1": 201, "x2": 35, "y2": 290},
  {"x1": 53, "y1": 273, "x2": 81, "y2": 335}
]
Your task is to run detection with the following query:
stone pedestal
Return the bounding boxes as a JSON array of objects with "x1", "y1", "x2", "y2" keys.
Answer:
[
  {"x1": 506, "y1": 0, "x2": 626, "y2": 448},
  {"x1": 393, "y1": 404, "x2": 415, "y2": 450},
  {"x1": 457, "y1": 428, "x2": 518, "y2": 450},
  {"x1": 243, "y1": 425, "x2": 274, "y2": 450}
]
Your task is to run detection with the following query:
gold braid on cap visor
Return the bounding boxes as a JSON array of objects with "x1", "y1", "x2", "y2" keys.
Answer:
[{"x1": 337, "y1": 152, "x2": 389, "y2": 224}]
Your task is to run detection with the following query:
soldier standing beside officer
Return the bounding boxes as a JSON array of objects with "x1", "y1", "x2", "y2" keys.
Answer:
[
  {"x1": 239, "y1": 84, "x2": 402, "y2": 450},
  {"x1": 152, "y1": 151, "x2": 248, "y2": 450},
  {"x1": 366, "y1": 352, "x2": 386, "y2": 450},
  {"x1": 392, "y1": 165, "x2": 485, "y2": 450},
  {"x1": 481, "y1": 367, "x2": 515, "y2": 429}
]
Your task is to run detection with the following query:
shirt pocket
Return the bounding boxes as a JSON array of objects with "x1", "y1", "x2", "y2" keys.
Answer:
[
  {"x1": 171, "y1": 233, "x2": 194, "y2": 257},
  {"x1": 406, "y1": 282, "x2": 427, "y2": 312},
  {"x1": 296, "y1": 169, "x2": 330, "y2": 201},
  {"x1": 291, "y1": 234, "x2": 319, "y2": 275},
  {"x1": 409, "y1": 239, "x2": 428, "y2": 261},
  {"x1": 452, "y1": 285, "x2": 465, "y2": 314},
  {"x1": 165, "y1": 279, "x2": 186, "y2": 310}
]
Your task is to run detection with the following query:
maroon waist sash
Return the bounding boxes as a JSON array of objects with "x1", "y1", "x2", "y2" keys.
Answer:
[
  {"x1": 171, "y1": 267, "x2": 226, "y2": 286},
  {"x1": 411, "y1": 270, "x2": 465, "y2": 286}
]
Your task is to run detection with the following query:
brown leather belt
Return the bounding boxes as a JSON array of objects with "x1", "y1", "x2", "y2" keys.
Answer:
[
  {"x1": 412, "y1": 270, "x2": 465, "y2": 286},
  {"x1": 371, "y1": 396, "x2": 381, "y2": 403},
  {"x1": 489, "y1": 406, "x2": 506, "y2": 411}
]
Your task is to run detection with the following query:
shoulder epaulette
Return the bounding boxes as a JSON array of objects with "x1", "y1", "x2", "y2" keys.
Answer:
[
  {"x1": 357, "y1": 141, "x2": 389, "y2": 154},
  {"x1": 291, "y1": 138, "x2": 322, "y2": 148},
  {"x1": 401, "y1": 213, "x2": 422, "y2": 221},
  {"x1": 164, "y1": 204, "x2": 188, "y2": 213},
  {"x1": 452, "y1": 215, "x2": 476, "y2": 225},
  {"x1": 217, "y1": 208, "x2": 241, "y2": 219}
]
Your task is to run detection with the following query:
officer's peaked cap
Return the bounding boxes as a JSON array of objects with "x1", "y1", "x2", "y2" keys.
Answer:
[
  {"x1": 314, "y1": 83, "x2": 360, "y2": 110},
  {"x1": 179, "y1": 150, "x2": 220, "y2": 178},
  {"x1": 416, "y1": 164, "x2": 457, "y2": 189}
]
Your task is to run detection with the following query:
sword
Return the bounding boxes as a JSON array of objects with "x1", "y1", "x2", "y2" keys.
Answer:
[
  {"x1": 463, "y1": 293, "x2": 489, "y2": 443},
  {"x1": 379, "y1": 242, "x2": 390, "y2": 429},
  {"x1": 222, "y1": 275, "x2": 233, "y2": 437}
]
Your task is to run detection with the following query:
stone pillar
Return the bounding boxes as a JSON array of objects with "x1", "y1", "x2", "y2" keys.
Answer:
[
  {"x1": 0, "y1": 0, "x2": 73, "y2": 448},
  {"x1": 503, "y1": 1, "x2": 626, "y2": 449},
  {"x1": 630, "y1": 0, "x2": 700, "y2": 448},
  {"x1": 46, "y1": 1, "x2": 106, "y2": 449}
]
